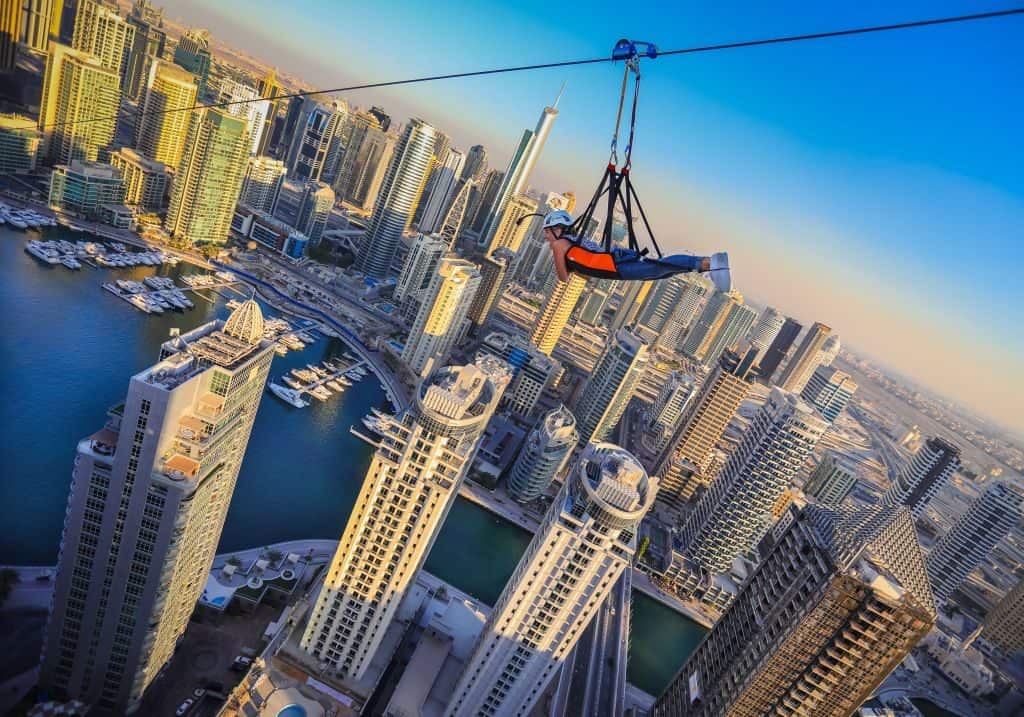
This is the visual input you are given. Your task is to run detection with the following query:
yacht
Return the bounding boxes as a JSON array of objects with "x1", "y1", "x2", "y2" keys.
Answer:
[
  {"x1": 282, "y1": 375, "x2": 304, "y2": 390},
  {"x1": 309, "y1": 386, "x2": 331, "y2": 401},
  {"x1": 60, "y1": 256, "x2": 82, "y2": 270},
  {"x1": 291, "y1": 368, "x2": 317, "y2": 383},
  {"x1": 337, "y1": 377, "x2": 353, "y2": 387},
  {"x1": 129, "y1": 295, "x2": 151, "y2": 313},
  {"x1": 268, "y1": 383, "x2": 309, "y2": 408},
  {"x1": 7, "y1": 213, "x2": 28, "y2": 229},
  {"x1": 274, "y1": 343, "x2": 288, "y2": 356},
  {"x1": 326, "y1": 380, "x2": 344, "y2": 392}
]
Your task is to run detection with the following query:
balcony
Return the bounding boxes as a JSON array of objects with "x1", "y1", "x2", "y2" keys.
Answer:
[
  {"x1": 195, "y1": 392, "x2": 225, "y2": 420},
  {"x1": 162, "y1": 454, "x2": 200, "y2": 481}
]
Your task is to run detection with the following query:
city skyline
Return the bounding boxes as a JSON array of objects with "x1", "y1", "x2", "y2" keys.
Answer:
[{"x1": 155, "y1": 0, "x2": 1024, "y2": 434}]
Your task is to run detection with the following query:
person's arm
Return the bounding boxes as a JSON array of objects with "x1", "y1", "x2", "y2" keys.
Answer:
[{"x1": 548, "y1": 236, "x2": 571, "y2": 282}]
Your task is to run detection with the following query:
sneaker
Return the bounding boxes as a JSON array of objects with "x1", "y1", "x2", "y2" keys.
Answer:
[{"x1": 709, "y1": 252, "x2": 731, "y2": 292}]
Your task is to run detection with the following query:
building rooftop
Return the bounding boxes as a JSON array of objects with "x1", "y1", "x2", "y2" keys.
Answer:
[
  {"x1": 57, "y1": 160, "x2": 123, "y2": 181},
  {"x1": 110, "y1": 146, "x2": 167, "y2": 172},
  {"x1": 385, "y1": 627, "x2": 453, "y2": 717}
]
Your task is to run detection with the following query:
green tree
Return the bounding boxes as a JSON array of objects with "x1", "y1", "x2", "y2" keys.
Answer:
[{"x1": 636, "y1": 536, "x2": 651, "y2": 563}]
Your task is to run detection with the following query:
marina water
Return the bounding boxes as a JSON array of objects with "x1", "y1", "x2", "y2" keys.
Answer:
[{"x1": 0, "y1": 225, "x2": 704, "y2": 694}]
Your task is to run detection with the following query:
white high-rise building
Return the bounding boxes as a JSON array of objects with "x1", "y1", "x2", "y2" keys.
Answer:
[
  {"x1": 479, "y1": 100, "x2": 559, "y2": 247},
  {"x1": 574, "y1": 328, "x2": 649, "y2": 445},
  {"x1": 38, "y1": 301, "x2": 274, "y2": 715},
  {"x1": 476, "y1": 331, "x2": 560, "y2": 418},
  {"x1": 393, "y1": 233, "x2": 448, "y2": 307},
  {"x1": 507, "y1": 405, "x2": 577, "y2": 503},
  {"x1": 800, "y1": 365, "x2": 858, "y2": 422},
  {"x1": 486, "y1": 193, "x2": 539, "y2": 254},
  {"x1": 300, "y1": 359, "x2": 510, "y2": 679},
  {"x1": 681, "y1": 290, "x2": 756, "y2": 366},
  {"x1": 356, "y1": 118, "x2": 438, "y2": 278},
  {"x1": 417, "y1": 147, "x2": 466, "y2": 233},
  {"x1": 446, "y1": 442, "x2": 657, "y2": 717},
  {"x1": 803, "y1": 453, "x2": 858, "y2": 506},
  {"x1": 402, "y1": 258, "x2": 481, "y2": 376},
  {"x1": 745, "y1": 305, "x2": 784, "y2": 360},
  {"x1": 647, "y1": 372, "x2": 696, "y2": 453},
  {"x1": 239, "y1": 155, "x2": 286, "y2": 215},
  {"x1": 926, "y1": 482, "x2": 1024, "y2": 603},
  {"x1": 884, "y1": 436, "x2": 961, "y2": 518},
  {"x1": 438, "y1": 179, "x2": 474, "y2": 244},
  {"x1": 679, "y1": 388, "x2": 828, "y2": 574},
  {"x1": 777, "y1": 321, "x2": 832, "y2": 393},
  {"x1": 216, "y1": 77, "x2": 270, "y2": 155}
]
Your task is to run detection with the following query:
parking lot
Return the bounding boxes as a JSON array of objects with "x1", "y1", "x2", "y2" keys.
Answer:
[{"x1": 136, "y1": 603, "x2": 280, "y2": 716}]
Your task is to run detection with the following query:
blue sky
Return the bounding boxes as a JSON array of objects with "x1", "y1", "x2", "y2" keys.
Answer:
[{"x1": 164, "y1": 0, "x2": 1024, "y2": 432}]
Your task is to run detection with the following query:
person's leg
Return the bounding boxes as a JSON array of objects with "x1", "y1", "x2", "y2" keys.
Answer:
[{"x1": 614, "y1": 253, "x2": 707, "y2": 281}]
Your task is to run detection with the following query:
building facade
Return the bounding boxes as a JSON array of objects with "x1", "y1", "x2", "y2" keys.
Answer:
[
  {"x1": 803, "y1": 453, "x2": 857, "y2": 506},
  {"x1": 355, "y1": 118, "x2": 437, "y2": 278},
  {"x1": 0, "y1": 113, "x2": 42, "y2": 172},
  {"x1": 926, "y1": 481, "x2": 1024, "y2": 604},
  {"x1": 776, "y1": 321, "x2": 832, "y2": 393},
  {"x1": 71, "y1": 0, "x2": 134, "y2": 80},
  {"x1": 883, "y1": 436, "x2": 961, "y2": 519},
  {"x1": 38, "y1": 301, "x2": 274, "y2": 714},
  {"x1": 239, "y1": 155, "x2": 286, "y2": 215},
  {"x1": 678, "y1": 388, "x2": 828, "y2": 574},
  {"x1": 165, "y1": 108, "x2": 250, "y2": 246},
  {"x1": 757, "y1": 316, "x2": 801, "y2": 381},
  {"x1": 653, "y1": 504, "x2": 935, "y2": 717},
  {"x1": 39, "y1": 43, "x2": 120, "y2": 165},
  {"x1": 446, "y1": 443, "x2": 656, "y2": 717},
  {"x1": 477, "y1": 331, "x2": 560, "y2": 418},
  {"x1": 573, "y1": 328, "x2": 649, "y2": 445},
  {"x1": 466, "y1": 248, "x2": 514, "y2": 333},
  {"x1": 300, "y1": 359, "x2": 510, "y2": 679},
  {"x1": 531, "y1": 275, "x2": 586, "y2": 356},
  {"x1": 984, "y1": 579, "x2": 1024, "y2": 656},
  {"x1": 506, "y1": 405, "x2": 577, "y2": 503},
  {"x1": 681, "y1": 290, "x2": 756, "y2": 366},
  {"x1": 49, "y1": 160, "x2": 125, "y2": 217},
  {"x1": 402, "y1": 258, "x2": 482, "y2": 376},
  {"x1": 134, "y1": 59, "x2": 199, "y2": 170},
  {"x1": 800, "y1": 365, "x2": 858, "y2": 422},
  {"x1": 107, "y1": 147, "x2": 167, "y2": 212},
  {"x1": 295, "y1": 180, "x2": 334, "y2": 244}
]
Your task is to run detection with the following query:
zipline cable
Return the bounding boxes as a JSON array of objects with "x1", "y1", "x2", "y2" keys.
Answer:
[{"x1": 35, "y1": 6, "x2": 1024, "y2": 132}]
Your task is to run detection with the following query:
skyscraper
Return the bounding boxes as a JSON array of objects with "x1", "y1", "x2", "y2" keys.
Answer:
[
  {"x1": 332, "y1": 111, "x2": 380, "y2": 194},
  {"x1": 460, "y1": 143, "x2": 487, "y2": 182},
  {"x1": 658, "y1": 278, "x2": 709, "y2": 350},
  {"x1": 531, "y1": 275, "x2": 586, "y2": 356},
  {"x1": 134, "y1": 59, "x2": 198, "y2": 170},
  {"x1": 416, "y1": 146, "x2": 465, "y2": 233},
  {"x1": 0, "y1": 113, "x2": 42, "y2": 173},
  {"x1": 124, "y1": 0, "x2": 167, "y2": 101},
  {"x1": 216, "y1": 78, "x2": 270, "y2": 155},
  {"x1": 18, "y1": 0, "x2": 59, "y2": 52},
  {"x1": 757, "y1": 316, "x2": 801, "y2": 381},
  {"x1": 884, "y1": 436, "x2": 961, "y2": 519},
  {"x1": 38, "y1": 300, "x2": 274, "y2": 715},
  {"x1": 108, "y1": 146, "x2": 168, "y2": 213},
  {"x1": 254, "y1": 69, "x2": 283, "y2": 156},
  {"x1": 506, "y1": 404, "x2": 577, "y2": 503},
  {"x1": 438, "y1": 179, "x2": 473, "y2": 244},
  {"x1": 486, "y1": 193, "x2": 539, "y2": 254},
  {"x1": 745, "y1": 305, "x2": 784, "y2": 360},
  {"x1": 476, "y1": 331, "x2": 560, "y2": 418},
  {"x1": 393, "y1": 233, "x2": 448, "y2": 311},
  {"x1": 654, "y1": 350, "x2": 758, "y2": 507},
  {"x1": 926, "y1": 481, "x2": 1024, "y2": 604},
  {"x1": 239, "y1": 155, "x2": 286, "y2": 215},
  {"x1": 285, "y1": 97, "x2": 347, "y2": 182},
  {"x1": 803, "y1": 453, "x2": 857, "y2": 506},
  {"x1": 466, "y1": 168, "x2": 504, "y2": 238},
  {"x1": 577, "y1": 278, "x2": 614, "y2": 326},
  {"x1": 478, "y1": 100, "x2": 559, "y2": 246},
  {"x1": 1, "y1": 0, "x2": 22, "y2": 72},
  {"x1": 984, "y1": 578, "x2": 1024, "y2": 657},
  {"x1": 681, "y1": 290, "x2": 756, "y2": 366},
  {"x1": 355, "y1": 118, "x2": 437, "y2": 278},
  {"x1": 606, "y1": 281, "x2": 650, "y2": 335},
  {"x1": 72, "y1": 0, "x2": 135, "y2": 81},
  {"x1": 678, "y1": 388, "x2": 828, "y2": 574},
  {"x1": 818, "y1": 333, "x2": 841, "y2": 367},
  {"x1": 300, "y1": 358, "x2": 510, "y2": 679},
  {"x1": 295, "y1": 180, "x2": 334, "y2": 244},
  {"x1": 800, "y1": 365, "x2": 858, "y2": 422},
  {"x1": 777, "y1": 321, "x2": 832, "y2": 393},
  {"x1": 647, "y1": 372, "x2": 696, "y2": 453},
  {"x1": 466, "y1": 248, "x2": 514, "y2": 333},
  {"x1": 654, "y1": 504, "x2": 935, "y2": 717},
  {"x1": 39, "y1": 43, "x2": 120, "y2": 165},
  {"x1": 636, "y1": 275, "x2": 690, "y2": 335},
  {"x1": 447, "y1": 442, "x2": 657, "y2": 717},
  {"x1": 165, "y1": 108, "x2": 250, "y2": 246},
  {"x1": 573, "y1": 328, "x2": 649, "y2": 444},
  {"x1": 172, "y1": 28, "x2": 211, "y2": 94},
  {"x1": 402, "y1": 257, "x2": 481, "y2": 375},
  {"x1": 337, "y1": 121, "x2": 393, "y2": 212}
]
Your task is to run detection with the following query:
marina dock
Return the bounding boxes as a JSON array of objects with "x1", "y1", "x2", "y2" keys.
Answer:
[{"x1": 267, "y1": 355, "x2": 370, "y2": 408}]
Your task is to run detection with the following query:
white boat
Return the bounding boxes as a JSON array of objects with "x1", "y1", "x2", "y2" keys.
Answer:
[
  {"x1": 361, "y1": 416, "x2": 384, "y2": 434},
  {"x1": 282, "y1": 375, "x2": 304, "y2": 390},
  {"x1": 309, "y1": 386, "x2": 331, "y2": 401},
  {"x1": 292, "y1": 368, "x2": 317, "y2": 383},
  {"x1": 274, "y1": 344, "x2": 288, "y2": 356},
  {"x1": 8, "y1": 215, "x2": 28, "y2": 229},
  {"x1": 338, "y1": 377, "x2": 353, "y2": 387},
  {"x1": 326, "y1": 380, "x2": 344, "y2": 391},
  {"x1": 60, "y1": 256, "x2": 82, "y2": 270},
  {"x1": 129, "y1": 295, "x2": 152, "y2": 313},
  {"x1": 268, "y1": 383, "x2": 309, "y2": 408}
]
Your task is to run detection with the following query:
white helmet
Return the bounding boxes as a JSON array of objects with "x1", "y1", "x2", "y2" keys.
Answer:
[{"x1": 542, "y1": 210, "x2": 573, "y2": 230}]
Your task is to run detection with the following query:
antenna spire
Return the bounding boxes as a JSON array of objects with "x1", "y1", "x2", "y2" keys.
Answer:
[{"x1": 553, "y1": 81, "x2": 566, "y2": 108}]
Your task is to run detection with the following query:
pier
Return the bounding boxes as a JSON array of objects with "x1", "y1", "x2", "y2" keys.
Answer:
[{"x1": 267, "y1": 356, "x2": 371, "y2": 408}]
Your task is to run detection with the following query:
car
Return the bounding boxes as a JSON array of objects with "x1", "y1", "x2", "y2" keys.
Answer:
[
  {"x1": 192, "y1": 687, "x2": 206, "y2": 698},
  {"x1": 230, "y1": 656, "x2": 253, "y2": 672},
  {"x1": 175, "y1": 697, "x2": 194, "y2": 715}
]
